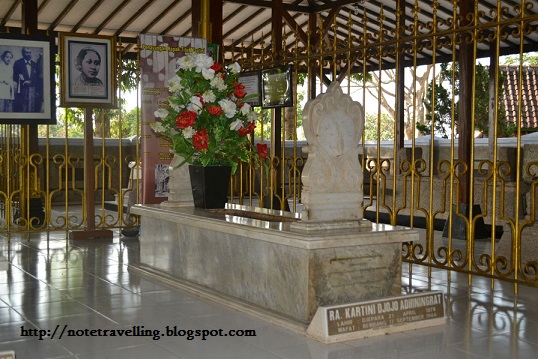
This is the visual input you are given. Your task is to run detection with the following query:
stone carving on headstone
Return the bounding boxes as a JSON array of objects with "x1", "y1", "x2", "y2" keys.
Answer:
[{"x1": 291, "y1": 82, "x2": 369, "y2": 233}]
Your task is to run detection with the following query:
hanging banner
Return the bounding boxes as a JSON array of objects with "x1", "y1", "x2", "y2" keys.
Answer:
[{"x1": 139, "y1": 34, "x2": 206, "y2": 204}]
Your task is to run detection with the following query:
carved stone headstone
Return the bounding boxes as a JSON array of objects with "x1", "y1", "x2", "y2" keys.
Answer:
[{"x1": 291, "y1": 82, "x2": 369, "y2": 233}]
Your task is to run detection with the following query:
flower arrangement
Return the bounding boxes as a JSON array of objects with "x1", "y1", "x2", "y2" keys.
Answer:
[{"x1": 153, "y1": 52, "x2": 267, "y2": 174}]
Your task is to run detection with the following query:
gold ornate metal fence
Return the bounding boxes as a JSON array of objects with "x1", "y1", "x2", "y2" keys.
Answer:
[
  {"x1": 0, "y1": 52, "x2": 140, "y2": 237},
  {"x1": 230, "y1": 1, "x2": 538, "y2": 290},
  {"x1": 1, "y1": 1, "x2": 537, "y2": 291}
]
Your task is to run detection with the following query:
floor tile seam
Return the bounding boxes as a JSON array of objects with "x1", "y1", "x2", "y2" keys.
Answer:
[
  {"x1": 447, "y1": 342, "x2": 506, "y2": 359},
  {"x1": 498, "y1": 332, "x2": 538, "y2": 347},
  {"x1": 182, "y1": 312, "x2": 255, "y2": 334},
  {"x1": 154, "y1": 335, "x2": 279, "y2": 358},
  {"x1": 90, "y1": 273, "x2": 140, "y2": 296},
  {"x1": 5, "y1": 300, "x2": 35, "y2": 323},
  {"x1": 149, "y1": 341, "x2": 188, "y2": 359},
  {"x1": 61, "y1": 342, "x2": 164, "y2": 358},
  {"x1": 69, "y1": 301, "x2": 123, "y2": 327},
  {"x1": 11, "y1": 290, "x2": 124, "y2": 328},
  {"x1": 7, "y1": 261, "x2": 71, "y2": 292},
  {"x1": 0, "y1": 298, "x2": 10, "y2": 307},
  {"x1": 344, "y1": 334, "x2": 457, "y2": 356},
  {"x1": 257, "y1": 342, "x2": 325, "y2": 358}
]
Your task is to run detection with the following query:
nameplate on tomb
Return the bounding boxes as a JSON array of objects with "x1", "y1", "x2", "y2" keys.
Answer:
[
  {"x1": 326, "y1": 291, "x2": 444, "y2": 336},
  {"x1": 308, "y1": 291, "x2": 445, "y2": 343}
]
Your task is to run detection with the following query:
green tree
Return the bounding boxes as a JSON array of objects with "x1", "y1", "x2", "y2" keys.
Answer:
[
  {"x1": 420, "y1": 62, "x2": 511, "y2": 138},
  {"x1": 364, "y1": 113, "x2": 395, "y2": 141},
  {"x1": 503, "y1": 52, "x2": 538, "y2": 66}
]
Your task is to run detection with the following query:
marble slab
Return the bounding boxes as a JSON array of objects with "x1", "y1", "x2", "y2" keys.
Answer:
[{"x1": 131, "y1": 204, "x2": 418, "y2": 324}]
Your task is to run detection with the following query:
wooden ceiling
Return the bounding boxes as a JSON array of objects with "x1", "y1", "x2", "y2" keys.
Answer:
[{"x1": 2, "y1": 0, "x2": 538, "y2": 65}]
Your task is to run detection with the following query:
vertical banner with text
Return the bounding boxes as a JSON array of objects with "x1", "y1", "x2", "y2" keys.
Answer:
[{"x1": 139, "y1": 34, "x2": 206, "y2": 204}]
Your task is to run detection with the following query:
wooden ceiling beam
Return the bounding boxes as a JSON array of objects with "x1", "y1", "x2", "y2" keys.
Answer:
[
  {"x1": 121, "y1": 0, "x2": 184, "y2": 55},
  {"x1": 93, "y1": 0, "x2": 133, "y2": 35},
  {"x1": 310, "y1": 6, "x2": 341, "y2": 47},
  {"x1": 165, "y1": 9, "x2": 192, "y2": 37},
  {"x1": 48, "y1": 0, "x2": 80, "y2": 33},
  {"x1": 37, "y1": 0, "x2": 52, "y2": 14},
  {"x1": 282, "y1": 10, "x2": 308, "y2": 45},
  {"x1": 114, "y1": 0, "x2": 156, "y2": 37},
  {"x1": 72, "y1": 0, "x2": 105, "y2": 33},
  {"x1": 224, "y1": 7, "x2": 265, "y2": 39},
  {"x1": 0, "y1": 0, "x2": 21, "y2": 27},
  {"x1": 228, "y1": 0, "x2": 303, "y2": 48},
  {"x1": 223, "y1": 0, "x2": 310, "y2": 13}
]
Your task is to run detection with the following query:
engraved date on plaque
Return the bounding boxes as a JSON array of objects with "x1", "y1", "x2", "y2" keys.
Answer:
[{"x1": 326, "y1": 292, "x2": 444, "y2": 336}]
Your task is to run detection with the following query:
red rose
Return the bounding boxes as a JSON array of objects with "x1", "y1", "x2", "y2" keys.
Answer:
[
  {"x1": 257, "y1": 143, "x2": 268, "y2": 159},
  {"x1": 237, "y1": 127, "x2": 249, "y2": 137},
  {"x1": 192, "y1": 128, "x2": 209, "y2": 151},
  {"x1": 207, "y1": 105, "x2": 223, "y2": 116},
  {"x1": 237, "y1": 121, "x2": 256, "y2": 137},
  {"x1": 233, "y1": 83, "x2": 246, "y2": 98},
  {"x1": 176, "y1": 111, "x2": 197, "y2": 129},
  {"x1": 210, "y1": 62, "x2": 222, "y2": 72}
]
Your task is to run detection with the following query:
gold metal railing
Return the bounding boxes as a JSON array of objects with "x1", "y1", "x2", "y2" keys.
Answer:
[
  {"x1": 229, "y1": 1, "x2": 538, "y2": 290},
  {"x1": 0, "y1": 51, "x2": 140, "y2": 237},
  {"x1": 1, "y1": 1, "x2": 537, "y2": 291}
]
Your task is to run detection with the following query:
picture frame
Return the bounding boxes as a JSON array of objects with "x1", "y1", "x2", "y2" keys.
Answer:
[
  {"x1": 261, "y1": 65, "x2": 293, "y2": 108},
  {"x1": 0, "y1": 33, "x2": 55, "y2": 124},
  {"x1": 59, "y1": 33, "x2": 116, "y2": 108},
  {"x1": 238, "y1": 70, "x2": 261, "y2": 107}
]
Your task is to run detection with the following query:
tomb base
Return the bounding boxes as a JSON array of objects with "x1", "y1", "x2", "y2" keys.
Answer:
[{"x1": 130, "y1": 204, "x2": 418, "y2": 326}]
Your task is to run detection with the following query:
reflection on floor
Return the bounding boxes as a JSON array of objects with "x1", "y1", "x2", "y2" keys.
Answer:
[{"x1": 0, "y1": 231, "x2": 537, "y2": 359}]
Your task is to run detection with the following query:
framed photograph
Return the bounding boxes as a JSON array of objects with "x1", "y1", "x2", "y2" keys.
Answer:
[
  {"x1": 60, "y1": 33, "x2": 116, "y2": 108},
  {"x1": 261, "y1": 65, "x2": 293, "y2": 108},
  {"x1": 239, "y1": 70, "x2": 261, "y2": 107},
  {"x1": 0, "y1": 33, "x2": 55, "y2": 124}
]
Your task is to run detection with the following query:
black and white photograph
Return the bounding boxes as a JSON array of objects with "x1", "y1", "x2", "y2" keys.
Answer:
[
  {"x1": 154, "y1": 164, "x2": 170, "y2": 198},
  {"x1": 60, "y1": 33, "x2": 116, "y2": 108},
  {"x1": 0, "y1": 33, "x2": 55, "y2": 124}
]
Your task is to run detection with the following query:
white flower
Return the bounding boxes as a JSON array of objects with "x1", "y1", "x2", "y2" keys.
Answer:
[
  {"x1": 169, "y1": 102, "x2": 182, "y2": 112},
  {"x1": 228, "y1": 62, "x2": 241, "y2": 74},
  {"x1": 154, "y1": 108, "x2": 169, "y2": 118},
  {"x1": 239, "y1": 103, "x2": 251, "y2": 116},
  {"x1": 167, "y1": 75, "x2": 182, "y2": 92},
  {"x1": 187, "y1": 95, "x2": 203, "y2": 113},
  {"x1": 210, "y1": 75, "x2": 227, "y2": 91},
  {"x1": 194, "y1": 53, "x2": 214, "y2": 72},
  {"x1": 219, "y1": 99, "x2": 237, "y2": 118},
  {"x1": 182, "y1": 126, "x2": 194, "y2": 139},
  {"x1": 151, "y1": 121, "x2": 165, "y2": 133},
  {"x1": 177, "y1": 54, "x2": 195, "y2": 70},
  {"x1": 201, "y1": 67, "x2": 215, "y2": 80},
  {"x1": 202, "y1": 90, "x2": 216, "y2": 103},
  {"x1": 229, "y1": 119, "x2": 243, "y2": 131}
]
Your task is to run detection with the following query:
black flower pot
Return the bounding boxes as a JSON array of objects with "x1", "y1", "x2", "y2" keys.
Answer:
[{"x1": 188, "y1": 165, "x2": 232, "y2": 209}]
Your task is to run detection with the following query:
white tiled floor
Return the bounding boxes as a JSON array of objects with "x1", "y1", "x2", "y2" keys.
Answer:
[{"x1": 0, "y1": 231, "x2": 537, "y2": 359}]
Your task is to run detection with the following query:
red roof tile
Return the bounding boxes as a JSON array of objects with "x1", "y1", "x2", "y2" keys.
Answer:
[{"x1": 501, "y1": 66, "x2": 538, "y2": 131}]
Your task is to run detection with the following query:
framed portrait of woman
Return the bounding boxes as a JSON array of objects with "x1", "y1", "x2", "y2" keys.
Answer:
[
  {"x1": 0, "y1": 33, "x2": 55, "y2": 124},
  {"x1": 60, "y1": 33, "x2": 116, "y2": 108}
]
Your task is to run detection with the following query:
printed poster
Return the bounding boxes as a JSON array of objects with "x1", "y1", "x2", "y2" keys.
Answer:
[{"x1": 139, "y1": 34, "x2": 206, "y2": 204}]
